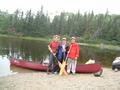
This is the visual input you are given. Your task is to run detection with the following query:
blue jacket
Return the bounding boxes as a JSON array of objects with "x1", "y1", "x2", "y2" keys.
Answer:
[{"x1": 56, "y1": 45, "x2": 63, "y2": 61}]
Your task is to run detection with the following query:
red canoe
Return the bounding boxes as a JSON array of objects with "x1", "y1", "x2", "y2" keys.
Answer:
[{"x1": 10, "y1": 58, "x2": 102, "y2": 74}]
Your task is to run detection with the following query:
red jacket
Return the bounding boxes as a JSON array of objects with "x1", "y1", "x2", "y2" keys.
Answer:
[
  {"x1": 68, "y1": 43, "x2": 80, "y2": 60},
  {"x1": 49, "y1": 41, "x2": 60, "y2": 53}
]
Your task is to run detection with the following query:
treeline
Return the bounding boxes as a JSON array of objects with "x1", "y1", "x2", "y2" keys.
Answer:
[{"x1": 0, "y1": 7, "x2": 120, "y2": 43}]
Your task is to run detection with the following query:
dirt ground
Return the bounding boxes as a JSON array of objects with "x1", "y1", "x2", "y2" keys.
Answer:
[{"x1": 0, "y1": 68, "x2": 120, "y2": 90}]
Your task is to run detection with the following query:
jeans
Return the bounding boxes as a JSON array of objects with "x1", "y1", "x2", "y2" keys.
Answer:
[
  {"x1": 67, "y1": 58, "x2": 77, "y2": 74},
  {"x1": 48, "y1": 53, "x2": 58, "y2": 72}
]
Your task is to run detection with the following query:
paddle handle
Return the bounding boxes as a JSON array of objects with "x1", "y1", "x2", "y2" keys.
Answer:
[{"x1": 64, "y1": 44, "x2": 72, "y2": 61}]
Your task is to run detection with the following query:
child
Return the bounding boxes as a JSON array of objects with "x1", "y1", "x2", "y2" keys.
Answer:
[
  {"x1": 53, "y1": 37, "x2": 67, "y2": 73},
  {"x1": 47, "y1": 35, "x2": 60, "y2": 74},
  {"x1": 67, "y1": 37, "x2": 80, "y2": 74},
  {"x1": 57, "y1": 37, "x2": 67, "y2": 62}
]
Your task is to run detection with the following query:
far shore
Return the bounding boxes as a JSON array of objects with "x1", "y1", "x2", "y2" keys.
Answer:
[{"x1": 0, "y1": 34, "x2": 120, "y2": 51}]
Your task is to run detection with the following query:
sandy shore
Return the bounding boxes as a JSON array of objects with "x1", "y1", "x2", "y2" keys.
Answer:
[{"x1": 0, "y1": 68, "x2": 120, "y2": 90}]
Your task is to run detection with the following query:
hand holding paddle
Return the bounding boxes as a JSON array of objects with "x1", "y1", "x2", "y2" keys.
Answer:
[{"x1": 48, "y1": 45, "x2": 68, "y2": 76}]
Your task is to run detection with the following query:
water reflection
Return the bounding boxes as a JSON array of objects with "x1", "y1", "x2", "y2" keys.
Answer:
[
  {"x1": 0, "y1": 37, "x2": 119, "y2": 67},
  {"x1": 0, "y1": 37, "x2": 49, "y2": 63},
  {"x1": 79, "y1": 46, "x2": 120, "y2": 67}
]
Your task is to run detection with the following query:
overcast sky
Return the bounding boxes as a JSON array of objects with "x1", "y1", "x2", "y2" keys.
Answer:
[{"x1": 0, "y1": 0, "x2": 120, "y2": 16}]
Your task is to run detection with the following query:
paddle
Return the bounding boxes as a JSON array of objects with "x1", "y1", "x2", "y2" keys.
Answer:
[
  {"x1": 48, "y1": 45, "x2": 68, "y2": 75},
  {"x1": 48, "y1": 44, "x2": 73, "y2": 76},
  {"x1": 51, "y1": 53, "x2": 68, "y2": 75},
  {"x1": 58, "y1": 45, "x2": 72, "y2": 76},
  {"x1": 58, "y1": 56, "x2": 68, "y2": 75}
]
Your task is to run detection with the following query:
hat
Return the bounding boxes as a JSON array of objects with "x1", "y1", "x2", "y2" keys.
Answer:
[
  {"x1": 71, "y1": 37, "x2": 76, "y2": 40},
  {"x1": 62, "y1": 37, "x2": 66, "y2": 40}
]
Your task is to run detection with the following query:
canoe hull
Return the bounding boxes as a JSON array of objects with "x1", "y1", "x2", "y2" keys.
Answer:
[
  {"x1": 10, "y1": 59, "x2": 47, "y2": 71},
  {"x1": 10, "y1": 59, "x2": 102, "y2": 73}
]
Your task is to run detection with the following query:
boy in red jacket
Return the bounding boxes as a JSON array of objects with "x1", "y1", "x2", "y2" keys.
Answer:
[
  {"x1": 67, "y1": 37, "x2": 80, "y2": 74},
  {"x1": 47, "y1": 35, "x2": 60, "y2": 74}
]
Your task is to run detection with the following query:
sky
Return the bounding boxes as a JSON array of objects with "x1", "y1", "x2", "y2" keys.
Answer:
[{"x1": 0, "y1": 0, "x2": 120, "y2": 16}]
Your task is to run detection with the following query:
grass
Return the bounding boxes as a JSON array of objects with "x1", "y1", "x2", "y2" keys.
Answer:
[
  {"x1": 21, "y1": 36, "x2": 50, "y2": 42},
  {"x1": 78, "y1": 43, "x2": 120, "y2": 51},
  {"x1": 0, "y1": 34, "x2": 50, "y2": 42}
]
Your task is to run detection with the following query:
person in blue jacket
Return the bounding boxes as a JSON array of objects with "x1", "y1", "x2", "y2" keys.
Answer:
[
  {"x1": 57, "y1": 37, "x2": 67, "y2": 62},
  {"x1": 53, "y1": 37, "x2": 67, "y2": 73}
]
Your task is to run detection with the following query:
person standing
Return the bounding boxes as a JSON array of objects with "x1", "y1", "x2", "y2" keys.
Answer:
[
  {"x1": 67, "y1": 37, "x2": 80, "y2": 74},
  {"x1": 47, "y1": 35, "x2": 60, "y2": 74},
  {"x1": 57, "y1": 37, "x2": 67, "y2": 63},
  {"x1": 52, "y1": 37, "x2": 67, "y2": 73}
]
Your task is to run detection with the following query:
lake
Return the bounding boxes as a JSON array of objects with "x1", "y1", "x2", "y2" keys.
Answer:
[{"x1": 0, "y1": 36, "x2": 119, "y2": 72}]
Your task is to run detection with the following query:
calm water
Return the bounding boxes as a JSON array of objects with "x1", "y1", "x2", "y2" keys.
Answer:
[{"x1": 0, "y1": 37, "x2": 119, "y2": 69}]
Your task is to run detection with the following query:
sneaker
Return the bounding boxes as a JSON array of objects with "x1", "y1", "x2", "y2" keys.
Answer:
[
  {"x1": 67, "y1": 71, "x2": 70, "y2": 74},
  {"x1": 72, "y1": 72, "x2": 76, "y2": 75},
  {"x1": 47, "y1": 69, "x2": 50, "y2": 75},
  {"x1": 54, "y1": 72, "x2": 58, "y2": 75},
  {"x1": 51, "y1": 71, "x2": 58, "y2": 75},
  {"x1": 47, "y1": 71, "x2": 50, "y2": 75}
]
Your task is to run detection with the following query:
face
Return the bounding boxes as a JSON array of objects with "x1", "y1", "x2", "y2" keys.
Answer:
[
  {"x1": 71, "y1": 39, "x2": 75, "y2": 43},
  {"x1": 62, "y1": 39, "x2": 66, "y2": 45},
  {"x1": 53, "y1": 36, "x2": 60, "y2": 42}
]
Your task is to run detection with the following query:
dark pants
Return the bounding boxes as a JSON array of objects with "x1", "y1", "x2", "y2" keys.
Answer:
[
  {"x1": 48, "y1": 53, "x2": 58, "y2": 73},
  {"x1": 57, "y1": 52, "x2": 66, "y2": 63},
  {"x1": 55, "y1": 52, "x2": 66, "y2": 72}
]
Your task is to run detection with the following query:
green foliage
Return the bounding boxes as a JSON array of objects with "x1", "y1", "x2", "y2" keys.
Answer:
[{"x1": 0, "y1": 8, "x2": 120, "y2": 44}]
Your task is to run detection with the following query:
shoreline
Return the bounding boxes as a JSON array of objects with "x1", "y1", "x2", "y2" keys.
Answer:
[
  {"x1": 0, "y1": 34, "x2": 120, "y2": 51},
  {"x1": 0, "y1": 68, "x2": 120, "y2": 90}
]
